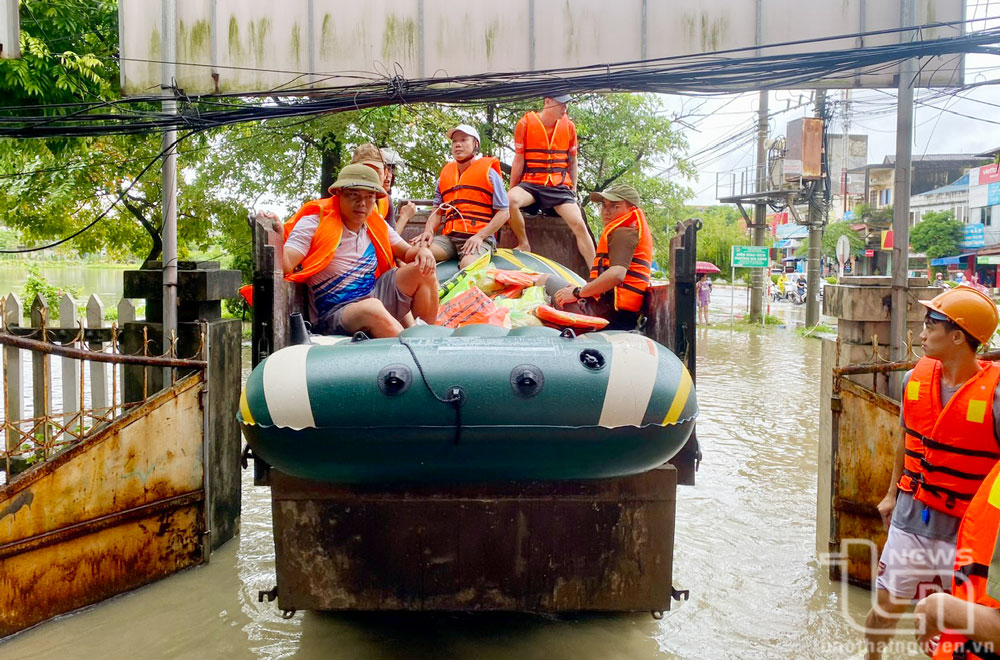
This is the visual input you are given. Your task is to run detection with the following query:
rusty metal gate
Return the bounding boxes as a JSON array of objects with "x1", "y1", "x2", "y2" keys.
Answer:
[{"x1": 0, "y1": 296, "x2": 209, "y2": 637}]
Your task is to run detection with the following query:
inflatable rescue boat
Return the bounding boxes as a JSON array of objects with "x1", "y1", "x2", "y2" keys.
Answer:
[{"x1": 239, "y1": 325, "x2": 697, "y2": 483}]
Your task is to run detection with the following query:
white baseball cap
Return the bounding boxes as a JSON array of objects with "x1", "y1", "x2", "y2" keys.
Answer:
[{"x1": 446, "y1": 124, "x2": 481, "y2": 143}]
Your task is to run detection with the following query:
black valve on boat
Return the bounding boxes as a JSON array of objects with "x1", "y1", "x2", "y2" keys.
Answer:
[
  {"x1": 510, "y1": 365, "x2": 544, "y2": 397},
  {"x1": 377, "y1": 364, "x2": 412, "y2": 396},
  {"x1": 579, "y1": 348, "x2": 606, "y2": 370}
]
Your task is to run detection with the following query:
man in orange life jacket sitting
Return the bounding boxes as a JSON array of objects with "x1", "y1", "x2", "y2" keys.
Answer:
[
  {"x1": 543, "y1": 182, "x2": 653, "y2": 332},
  {"x1": 280, "y1": 164, "x2": 438, "y2": 338},
  {"x1": 508, "y1": 95, "x2": 596, "y2": 266},
  {"x1": 416, "y1": 124, "x2": 512, "y2": 269},
  {"x1": 864, "y1": 287, "x2": 1000, "y2": 660}
]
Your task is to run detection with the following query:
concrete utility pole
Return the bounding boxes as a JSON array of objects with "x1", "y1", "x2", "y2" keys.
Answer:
[
  {"x1": 890, "y1": 0, "x2": 916, "y2": 397},
  {"x1": 161, "y1": 0, "x2": 178, "y2": 381},
  {"x1": 806, "y1": 90, "x2": 827, "y2": 327},
  {"x1": 750, "y1": 90, "x2": 768, "y2": 322}
]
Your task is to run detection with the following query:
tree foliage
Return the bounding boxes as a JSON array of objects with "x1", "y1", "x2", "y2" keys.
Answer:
[
  {"x1": 910, "y1": 210, "x2": 964, "y2": 260},
  {"x1": 690, "y1": 205, "x2": 749, "y2": 274},
  {"x1": 796, "y1": 221, "x2": 866, "y2": 259},
  {"x1": 1, "y1": 2, "x2": 694, "y2": 272}
]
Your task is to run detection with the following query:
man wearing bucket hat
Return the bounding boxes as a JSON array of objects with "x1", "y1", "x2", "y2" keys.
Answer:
[
  {"x1": 864, "y1": 287, "x2": 1000, "y2": 659},
  {"x1": 508, "y1": 95, "x2": 596, "y2": 265},
  {"x1": 278, "y1": 163, "x2": 438, "y2": 338},
  {"x1": 416, "y1": 124, "x2": 515, "y2": 268},
  {"x1": 544, "y1": 182, "x2": 652, "y2": 331}
]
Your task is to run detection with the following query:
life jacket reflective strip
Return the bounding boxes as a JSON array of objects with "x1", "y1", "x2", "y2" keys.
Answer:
[
  {"x1": 902, "y1": 357, "x2": 1000, "y2": 518},
  {"x1": 520, "y1": 112, "x2": 574, "y2": 188},
  {"x1": 439, "y1": 157, "x2": 501, "y2": 236},
  {"x1": 934, "y1": 462, "x2": 1000, "y2": 660},
  {"x1": 589, "y1": 208, "x2": 654, "y2": 313},
  {"x1": 282, "y1": 196, "x2": 394, "y2": 284}
]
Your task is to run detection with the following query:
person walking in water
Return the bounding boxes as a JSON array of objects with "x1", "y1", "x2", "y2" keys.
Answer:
[
  {"x1": 863, "y1": 287, "x2": 1000, "y2": 660},
  {"x1": 696, "y1": 274, "x2": 712, "y2": 325}
]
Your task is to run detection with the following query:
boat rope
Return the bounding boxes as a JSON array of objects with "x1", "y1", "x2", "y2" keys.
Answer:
[{"x1": 398, "y1": 337, "x2": 465, "y2": 445}]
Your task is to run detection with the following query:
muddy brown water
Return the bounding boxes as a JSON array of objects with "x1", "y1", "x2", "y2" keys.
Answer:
[{"x1": 2, "y1": 294, "x2": 924, "y2": 659}]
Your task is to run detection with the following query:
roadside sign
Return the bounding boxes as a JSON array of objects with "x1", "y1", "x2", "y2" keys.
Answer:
[
  {"x1": 960, "y1": 223, "x2": 986, "y2": 249},
  {"x1": 731, "y1": 245, "x2": 769, "y2": 268},
  {"x1": 836, "y1": 235, "x2": 850, "y2": 264},
  {"x1": 865, "y1": 249, "x2": 875, "y2": 257}
]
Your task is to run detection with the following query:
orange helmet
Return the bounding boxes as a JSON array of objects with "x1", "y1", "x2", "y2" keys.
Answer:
[{"x1": 919, "y1": 286, "x2": 999, "y2": 344}]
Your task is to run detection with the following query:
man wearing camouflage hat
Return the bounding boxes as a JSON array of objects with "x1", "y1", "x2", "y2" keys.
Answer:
[
  {"x1": 278, "y1": 163, "x2": 438, "y2": 338},
  {"x1": 548, "y1": 182, "x2": 653, "y2": 330}
]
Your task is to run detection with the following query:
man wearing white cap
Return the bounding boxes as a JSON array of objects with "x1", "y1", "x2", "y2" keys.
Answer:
[
  {"x1": 508, "y1": 95, "x2": 596, "y2": 265},
  {"x1": 416, "y1": 124, "x2": 513, "y2": 268}
]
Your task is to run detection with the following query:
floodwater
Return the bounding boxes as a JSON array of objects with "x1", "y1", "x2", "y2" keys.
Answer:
[
  {"x1": 0, "y1": 263, "x2": 126, "y2": 310},
  {"x1": 1, "y1": 289, "x2": 923, "y2": 660}
]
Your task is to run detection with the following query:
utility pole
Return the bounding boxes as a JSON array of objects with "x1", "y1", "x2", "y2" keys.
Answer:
[
  {"x1": 806, "y1": 90, "x2": 827, "y2": 327},
  {"x1": 161, "y1": 0, "x2": 178, "y2": 383},
  {"x1": 750, "y1": 90, "x2": 768, "y2": 322},
  {"x1": 890, "y1": 0, "x2": 916, "y2": 397}
]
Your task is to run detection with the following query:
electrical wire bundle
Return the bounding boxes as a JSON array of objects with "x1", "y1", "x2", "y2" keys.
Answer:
[{"x1": 1, "y1": 21, "x2": 998, "y2": 140}]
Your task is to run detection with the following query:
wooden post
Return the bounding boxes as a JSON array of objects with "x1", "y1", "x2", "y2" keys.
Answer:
[
  {"x1": 30, "y1": 295, "x2": 51, "y2": 454},
  {"x1": 87, "y1": 295, "x2": 108, "y2": 418},
  {"x1": 3, "y1": 294, "x2": 22, "y2": 459},
  {"x1": 59, "y1": 293, "x2": 79, "y2": 430}
]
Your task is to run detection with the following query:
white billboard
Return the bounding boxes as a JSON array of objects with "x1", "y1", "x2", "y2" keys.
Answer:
[
  {"x1": 1, "y1": 0, "x2": 19, "y2": 59},
  {"x1": 119, "y1": 0, "x2": 966, "y2": 96}
]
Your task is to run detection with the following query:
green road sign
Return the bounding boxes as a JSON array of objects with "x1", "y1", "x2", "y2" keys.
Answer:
[{"x1": 731, "y1": 245, "x2": 769, "y2": 268}]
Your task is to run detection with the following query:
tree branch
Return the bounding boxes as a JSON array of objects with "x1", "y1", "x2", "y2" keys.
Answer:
[{"x1": 120, "y1": 192, "x2": 162, "y2": 268}]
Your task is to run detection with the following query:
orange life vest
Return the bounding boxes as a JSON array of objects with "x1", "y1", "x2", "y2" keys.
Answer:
[
  {"x1": 589, "y1": 207, "x2": 654, "y2": 313},
  {"x1": 439, "y1": 157, "x2": 501, "y2": 236},
  {"x1": 933, "y1": 461, "x2": 1000, "y2": 660},
  {"x1": 282, "y1": 196, "x2": 394, "y2": 284},
  {"x1": 901, "y1": 357, "x2": 1000, "y2": 518},
  {"x1": 520, "y1": 112, "x2": 574, "y2": 188},
  {"x1": 377, "y1": 196, "x2": 389, "y2": 220}
]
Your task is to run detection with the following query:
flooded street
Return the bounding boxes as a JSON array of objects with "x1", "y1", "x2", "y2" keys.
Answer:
[{"x1": 1, "y1": 292, "x2": 919, "y2": 660}]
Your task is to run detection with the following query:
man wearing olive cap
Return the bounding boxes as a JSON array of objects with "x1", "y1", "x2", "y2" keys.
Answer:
[
  {"x1": 509, "y1": 95, "x2": 595, "y2": 265},
  {"x1": 545, "y1": 182, "x2": 653, "y2": 330},
  {"x1": 274, "y1": 163, "x2": 438, "y2": 338}
]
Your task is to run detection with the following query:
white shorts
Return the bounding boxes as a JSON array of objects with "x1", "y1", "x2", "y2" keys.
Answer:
[{"x1": 875, "y1": 525, "x2": 955, "y2": 600}]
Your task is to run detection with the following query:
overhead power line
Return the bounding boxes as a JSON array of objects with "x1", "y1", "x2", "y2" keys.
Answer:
[{"x1": 0, "y1": 21, "x2": 996, "y2": 140}]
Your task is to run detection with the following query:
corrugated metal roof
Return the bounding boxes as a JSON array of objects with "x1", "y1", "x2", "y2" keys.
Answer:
[{"x1": 913, "y1": 173, "x2": 970, "y2": 197}]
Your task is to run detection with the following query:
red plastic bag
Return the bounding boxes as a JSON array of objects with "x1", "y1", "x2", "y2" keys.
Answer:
[{"x1": 436, "y1": 286, "x2": 511, "y2": 328}]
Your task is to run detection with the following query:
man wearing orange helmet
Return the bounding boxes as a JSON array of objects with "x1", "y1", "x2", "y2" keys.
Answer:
[{"x1": 864, "y1": 287, "x2": 1000, "y2": 659}]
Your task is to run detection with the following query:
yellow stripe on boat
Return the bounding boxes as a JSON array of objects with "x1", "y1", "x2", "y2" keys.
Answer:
[
  {"x1": 529, "y1": 252, "x2": 582, "y2": 284},
  {"x1": 239, "y1": 387, "x2": 255, "y2": 425},
  {"x1": 598, "y1": 334, "x2": 659, "y2": 428},
  {"x1": 663, "y1": 369, "x2": 693, "y2": 425},
  {"x1": 495, "y1": 248, "x2": 529, "y2": 271}
]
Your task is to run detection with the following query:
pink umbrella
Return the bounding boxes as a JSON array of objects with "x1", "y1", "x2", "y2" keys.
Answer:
[{"x1": 696, "y1": 261, "x2": 721, "y2": 274}]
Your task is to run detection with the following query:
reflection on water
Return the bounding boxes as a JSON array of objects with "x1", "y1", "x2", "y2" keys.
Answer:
[
  {"x1": 2, "y1": 322, "x2": 911, "y2": 659},
  {"x1": 0, "y1": 263, "x2": 127, "y2": 311}
]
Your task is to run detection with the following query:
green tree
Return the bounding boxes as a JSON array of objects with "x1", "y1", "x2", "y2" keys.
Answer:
[
  {"x1": 910, "y1": 210, "x2": 964, "y2": 259},
  {"x1": 852, "y1": 203, "x2": 893, "y2": 226},
  {"x1": 690, "y1": 205, "x2": 749, "y2": 274}
]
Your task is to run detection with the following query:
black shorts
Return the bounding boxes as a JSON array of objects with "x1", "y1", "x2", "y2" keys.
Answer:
[{"x1": 515, "y1": 182, "x2": 579, "y2": 215}]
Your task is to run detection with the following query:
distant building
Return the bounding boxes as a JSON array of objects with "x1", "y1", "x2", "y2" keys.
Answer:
[
  {"x1": 910, "y1": 173, "x2": 970, "y2": 226},
  {"x1": 847, "y1": 154, "x2": 987, "y2": 218}
]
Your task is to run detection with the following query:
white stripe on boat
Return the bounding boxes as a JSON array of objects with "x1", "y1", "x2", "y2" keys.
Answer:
[
  {"x1": 263, "y1": 345, "x2": 316, "y2": 429},
  {"x1": 598, "y1": 334, "x2": 658, "y2": 428}
]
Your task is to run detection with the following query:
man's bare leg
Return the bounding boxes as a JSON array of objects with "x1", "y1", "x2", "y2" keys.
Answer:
[
  {"x1": 864, "y1": 588, "x2": 910, "y2": 660},
  {"x1": 339, "y1": 298, "x2": 404, "y2": 338},
  {"x1": 552, "y1": 201, "x2": 596, "y2": 265},
  {"x1": 507, "y1": 186, "x2": 535, "y2": 252},
  {"x1": 395, "y1": 262, "x2": 439, "y2": 324}
]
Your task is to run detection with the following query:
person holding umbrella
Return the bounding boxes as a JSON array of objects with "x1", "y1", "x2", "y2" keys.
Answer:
[{"x1": 695, "y1": 261, "x2": 720, "y2": 325}]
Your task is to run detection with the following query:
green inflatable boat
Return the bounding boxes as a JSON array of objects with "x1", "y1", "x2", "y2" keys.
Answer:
[{"x1": 239, "y1": 325, "x2": 697, "y2": 483}]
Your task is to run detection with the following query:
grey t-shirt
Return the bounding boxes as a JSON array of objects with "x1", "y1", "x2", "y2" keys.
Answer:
[{"x1": 894, "y1": 368, "x2": 1000, "y2": 540}]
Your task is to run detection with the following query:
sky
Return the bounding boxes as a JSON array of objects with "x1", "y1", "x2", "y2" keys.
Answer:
[{"x1": 665, "y1": 0, "x2": 1000, "y2": 206}]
